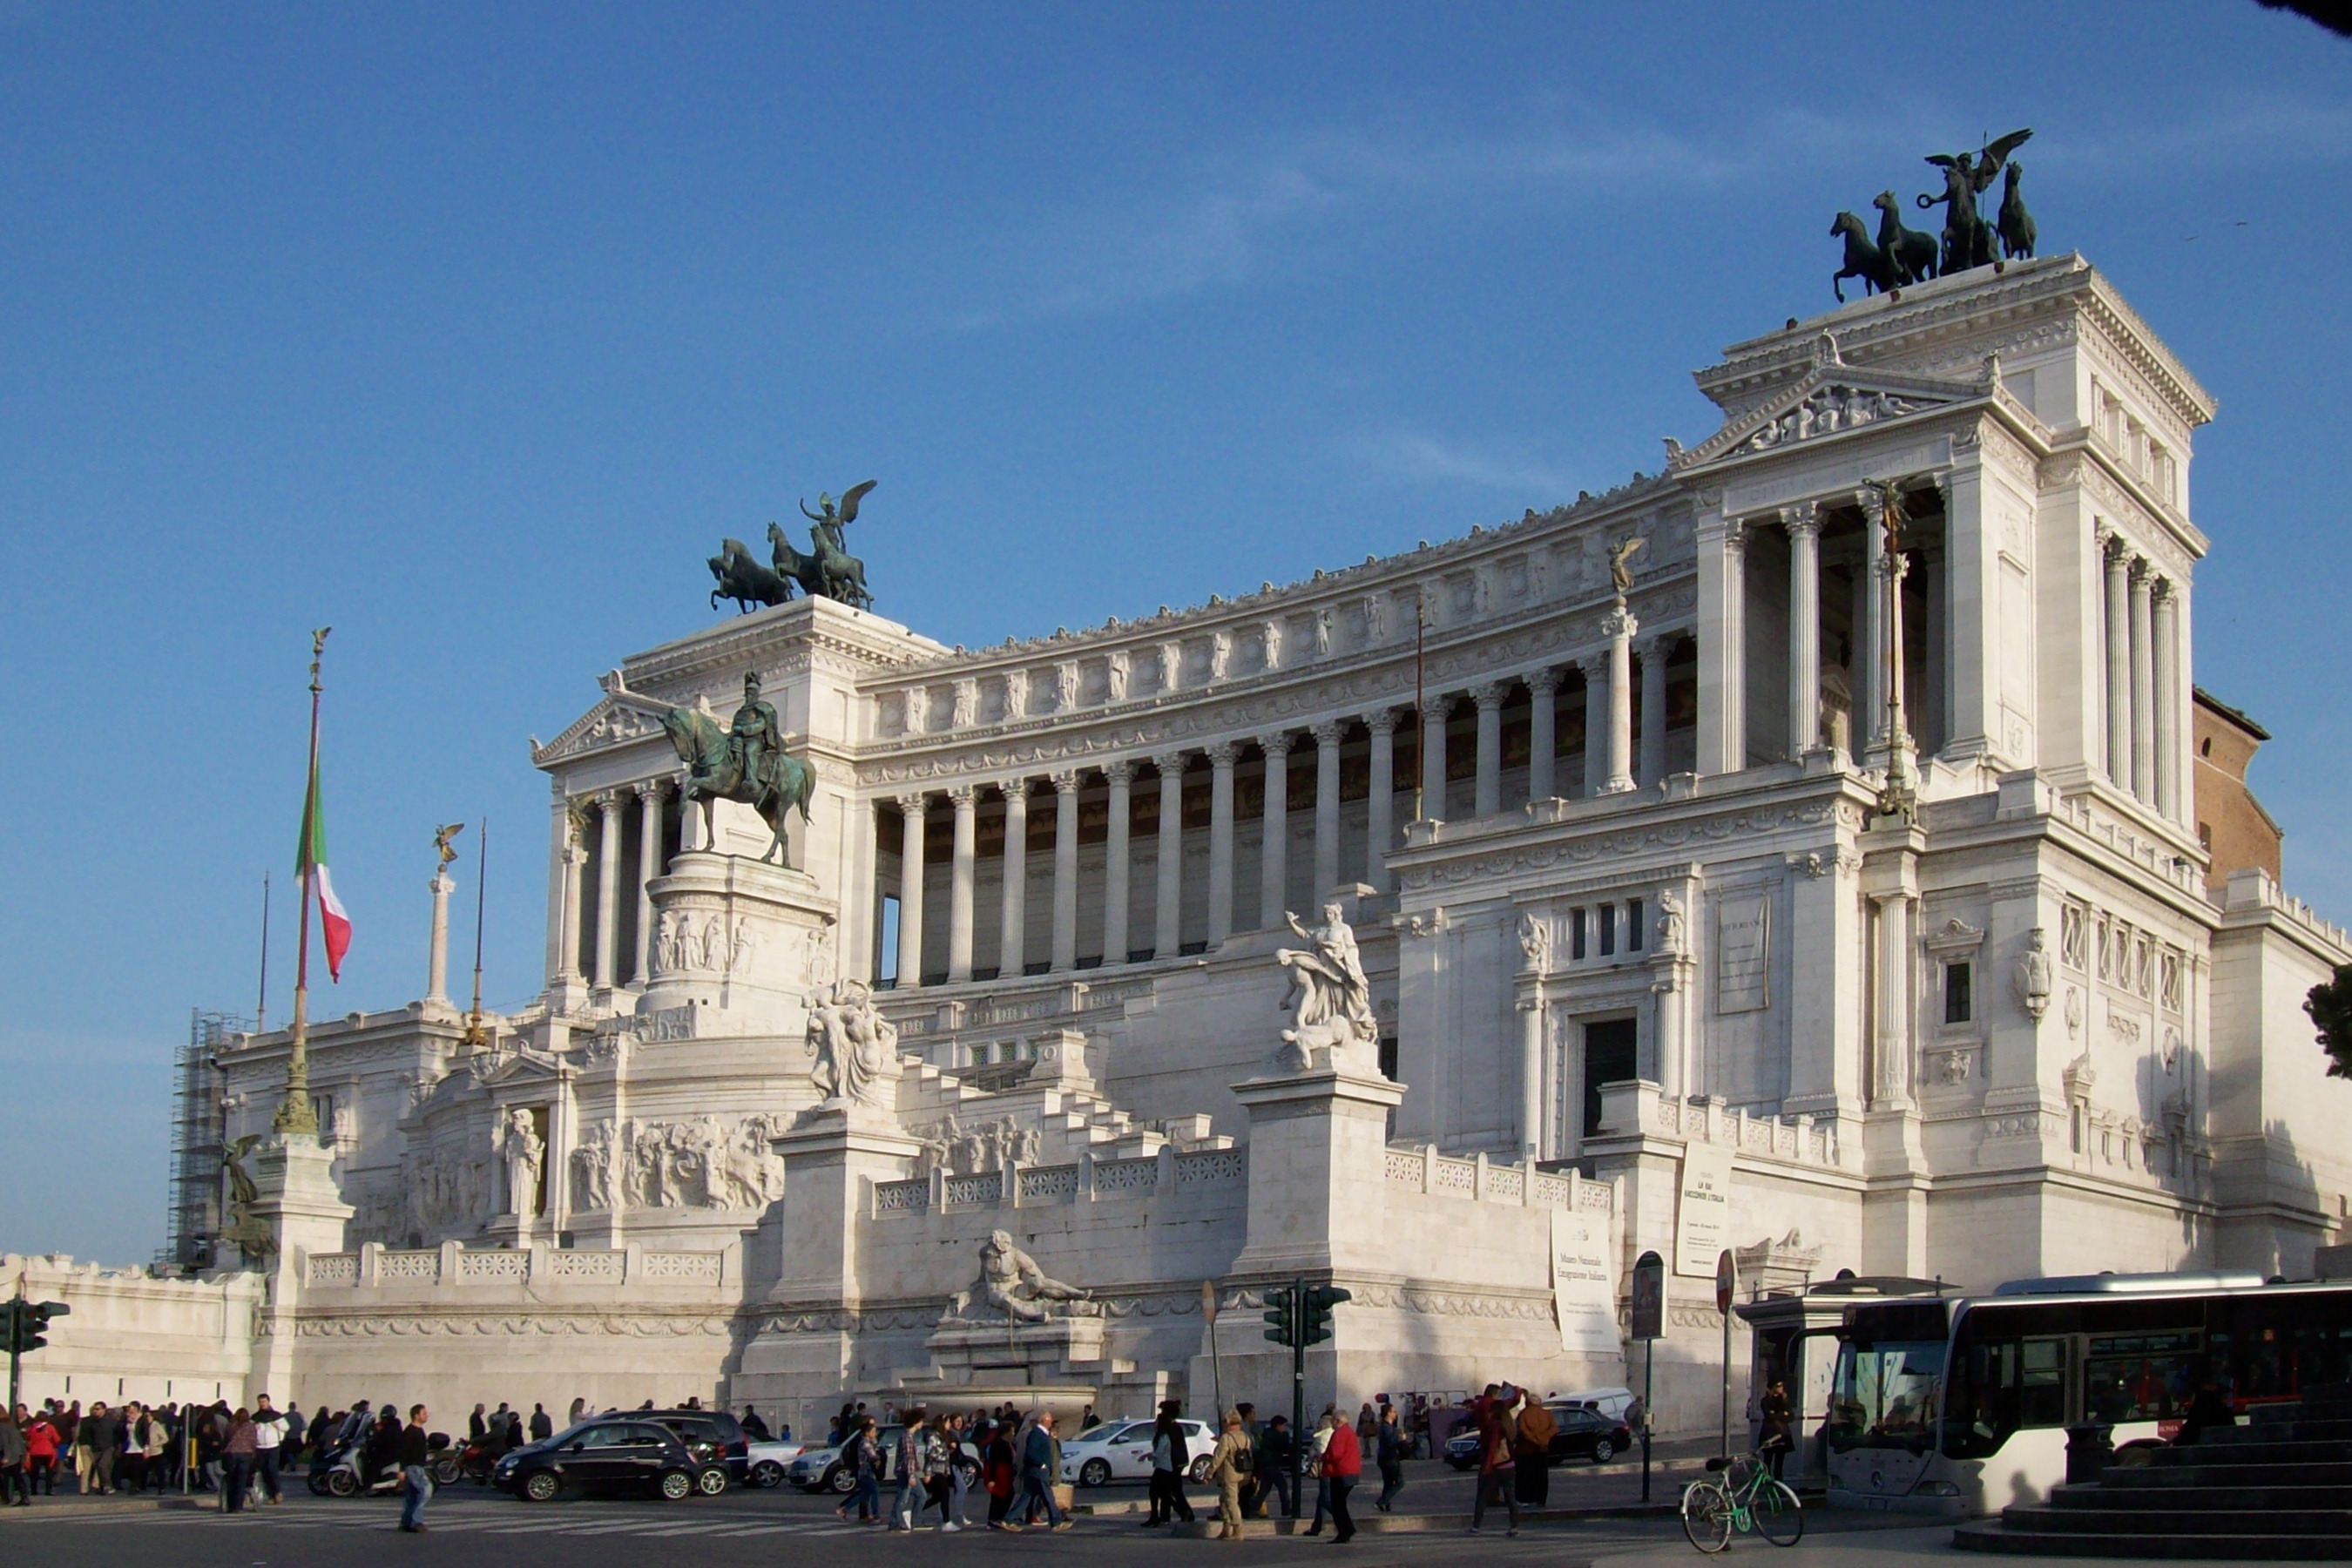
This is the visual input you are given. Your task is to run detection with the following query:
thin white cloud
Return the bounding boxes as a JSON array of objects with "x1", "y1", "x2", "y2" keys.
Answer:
[{"x1": 1346, "y1": 429, "x2": 1575, "y2": 497}]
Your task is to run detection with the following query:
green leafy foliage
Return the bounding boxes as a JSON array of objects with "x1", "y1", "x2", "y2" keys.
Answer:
[{"x1": 2305, "y1": 963, "x2": 2352, "y2": 1080}]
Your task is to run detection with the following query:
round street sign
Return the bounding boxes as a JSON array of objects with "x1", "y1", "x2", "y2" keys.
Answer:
[
  {"x1": 1201, "y1": 1279, "x2": 1220, "y2": 1325},
  {"x1": 1715, "y1": 1249, "x2": 1736, "y2": 1314}
]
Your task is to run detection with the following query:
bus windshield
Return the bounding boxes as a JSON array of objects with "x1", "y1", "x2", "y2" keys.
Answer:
[{"x1": 1828, "y1": 1339, "x2": 1945, "y2": 1452}]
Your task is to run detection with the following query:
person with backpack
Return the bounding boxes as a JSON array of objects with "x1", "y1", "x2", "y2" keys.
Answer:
[
  {"x1": 1206, "y1": 1410, "x2": 1254, "y2": 1541},
  {"x1": 836, "y1": 1417, "x2": 883, "y2": 1525},
  {"x1": 1142, "y1": 1401, "x2": 1194, "y2": 1525}
]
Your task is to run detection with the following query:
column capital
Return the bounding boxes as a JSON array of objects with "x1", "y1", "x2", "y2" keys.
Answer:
[
  {"x1": 1102, "y1": 759, "x2": 1135, "y2": 787},
  {"x1": 596, "y1": 789, "x2": 626, "y2": 814},
  {"x1": 1471, "y1": 681, "x2": 1509, "y2": 713},
  {"x1": 896, "y1": 792, "x2": 929, "y2": 818},
  {"x1": 1050, "y1": 770, "x2": 1084, "y2": 795},
  {"x1": 1152, "y1": 750, "x2": 1189, "y2": 779},
  {"x1": 2105, "y1": 530, "x2": 2137, "y2": 567},
  {"x1": 1781, "y1": 501, "x2": 1824, "y2": 538},
  {"x1": 1578, "y1": 651, "x2": 1610, "y2": 682},
  {"x1": 2129, "y1": 553, "x2": 2155, "y2": 587},
  {"x1": 1419, "y1": 695, "x2": 1451, "y2": 727},
  {"x1": 1309, "y1": 719, "x2": 1348, "y2": 747},
  {"x1": 1205, "y1": 740, "x2": 1241, "y2": 768},
  {"x1": 1364, "y1": 707, "x2": 1402, "y2": 736},
  {"x1": 1637, "y1": 631, "x2": 1677, "y2": 664},
  {"x1": 632, "y1": 777, "x2": 669, "y2": 805},
  {"x1": 1855, "y1": 485, "x2": 1886, "y2": 525},
  {"x1": 1257, "y1": 730, "x2": 1296, "y2": 758},
  {"x1": 2151, "y1": 574, "x2": 2177, "y2": 605},
  {"x1": 1524, "y1": 666, "x2": 1561, "y2": 698},
  {"x1": 1600, "y1": 603, "x2": 1639, "y2": 641},
  {"x1": 999, "y1": 775, "x2": 1032, "y2": 802},
  {"x1": 946, "y1": 783, "x2": 978, "y2": 808},
  {"x1": 1721, "y1": 515, "x2": 1750, "y2": 555}
]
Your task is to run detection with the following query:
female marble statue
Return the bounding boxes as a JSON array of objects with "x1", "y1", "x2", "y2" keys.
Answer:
[
  {"x1": 1276, "y1": 902, "x2": 1378, "y2": 1060},
  {"x1": 500, "y1": 1109, "x2": 544, "y2": 1221},
  {"x1": 806, "y1": 978, "x2": 902, "y2": 1109}
]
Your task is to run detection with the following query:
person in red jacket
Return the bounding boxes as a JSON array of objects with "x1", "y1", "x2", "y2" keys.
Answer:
[{"x1": 1321, "y1": 1409, "x2": 1362, "y2": 1544}]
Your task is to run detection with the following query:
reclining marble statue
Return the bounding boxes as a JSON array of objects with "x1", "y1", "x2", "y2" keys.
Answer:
[
  {"x1": 1274, "y1": 901, "x2": 1378, "y2": 1071},
  {"x1": 943, "y1": 1229, "x2": 1098, "y2": 1324},
  {"x1": 805, "y1": 978, "x2": 901, "y2": 1111}
]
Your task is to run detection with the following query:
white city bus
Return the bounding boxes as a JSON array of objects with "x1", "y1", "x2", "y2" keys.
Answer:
[{"x1": 1824, "y1": 1272, "x2": 2352, "y2": 1516}]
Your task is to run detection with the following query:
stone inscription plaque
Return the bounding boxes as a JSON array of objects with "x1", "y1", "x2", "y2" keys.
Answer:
[{"x1": 1716, "y1": 894, "x2": 1770, "y2": 1013}]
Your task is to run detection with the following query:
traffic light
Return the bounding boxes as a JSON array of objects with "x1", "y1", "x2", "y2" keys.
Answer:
[
  {"x1": 4, "y1": 1299, "x2": 69, "y2": 1355},
  {"x1": 1300, "y1": 1284, "x2": 1351, "y2": 1348},
  {"x1": 1261, "y1": 1284, "x2": 1296, "y2": 1348}
]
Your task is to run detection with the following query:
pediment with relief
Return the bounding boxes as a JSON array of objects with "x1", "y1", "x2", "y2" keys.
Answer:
[
  {"x1": 1666, "y1": 337, "x2": 1985, "y2": 474},
  {"x1": 531, "y1": 686, "x2": 680, "y2": 767}
]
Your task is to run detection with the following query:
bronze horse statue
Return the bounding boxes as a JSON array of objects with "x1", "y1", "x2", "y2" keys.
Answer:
[
  {"x1": 709, "y1": 538, "x2": 794, "y2": 613},
  {"x1": 1872, "y1": 191, "x2": 1938, "y2": 287},
  {"x1": 1997, "y1": 162, "x2": 2036, "y2": 261},
  {"x1": 1830, "y1": 212, "x2": 1899, "y2": 302},
  {"x1": 661, "y1": 706, "x2": 816, "y2": 864}
]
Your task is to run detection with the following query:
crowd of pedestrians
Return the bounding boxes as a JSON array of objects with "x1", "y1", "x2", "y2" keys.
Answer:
[{"x1": 0, "y1": 1396, "x2": 314, "y2": 1508}]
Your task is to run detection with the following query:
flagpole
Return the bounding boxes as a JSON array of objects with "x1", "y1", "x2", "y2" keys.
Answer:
[
  {"x1": 1411, "y1": 595, "x2": 1427, "y2": 822},
  {"x1": 463, "y1": 818, "x2": 490, "y2": 1050},
  {"x1": 255, "y1": 870, "x2": 271, "y2": 1035},
  {"x1": 273, "y1": 627, "x2": 329, "y2": 1139}
]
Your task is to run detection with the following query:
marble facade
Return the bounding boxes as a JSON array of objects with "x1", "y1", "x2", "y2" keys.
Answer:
[{"x1": 170, "y1": 254, "x2": 2352, "y2": 1438}]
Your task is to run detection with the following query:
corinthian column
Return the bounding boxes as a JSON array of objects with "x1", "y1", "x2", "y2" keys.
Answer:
[
  {"x1": 1312, "y1": 720, "x2": 1344, "y2": 896},
  {"x1": 947, "y1": 784, "x2": 978, "y2": 983},
  {"x1": 556, "y1": 822, "x2": 586, "y2": 998},
  {"x1": 1102, "y1": 761, "x2": 1132, "y2": 964},
  {"x1": 2130, "y1": 558, "x2": 2156, "y2": 805},
  {"x1": 1259, "y1": 733, "x2": 1293, "y2": 929},
  {"x1": 896, "y1": 794, "x2": 927, "y2": 989},
  {"x1": 427, "y1": 869, "x2": 453, "y2": 1006},
  {"x1": 1578, "y1": 656, "x2": 1611, "y2": 797},
  {"x1": 2153, "y1": 583, "x2": 2181, "y2": 822},
  {"x1": 1051, "y1": 772, "x2": 1082, "y2": 971},
  {"x1": 632, "y1": 779, "x2": 666, "y2": 987},
  {"x1": 2104, "y1": 532, "x2": 2132, "y2": 791},
  {"x1": 1473, "y1": 682, "x2": 1507, "y2": 817},
  {"x1": 1638, "y1": 635, "x2": 1672, "y2": 785},
  {"x1": 1365, "y1": 711, "x2": 1398, "y2": 891},
  {"x1": 1153, "y1": 752, "x2": 1186, "y2": 958},
  {"x1": 1786, "y1": 503, "x2": 1822, "y2": 755},
  {"x1": 1526, "y1": 670, "x2": 1559, "y2": 801},
  {"x1": 1603, "y1": 604, "x2": 1639, "y2": 794},
  {"x1": 998, "y1": 779, "x2": 1031, "y2": 977},
  {"x1": 1418, "y1": 698, "x2": 1449, "y2": 819},
  {"x1": 1206, "y1": 742, "x2": 1240, "y2": 946},
  {"x1": 592, "y1": 792, "x2": 625, "y2": 992}
]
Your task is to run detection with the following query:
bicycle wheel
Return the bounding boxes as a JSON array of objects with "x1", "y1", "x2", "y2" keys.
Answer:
[
  {"x1": 1754, "y1": 1478, "x2": 1805, "y2": 1547},
  {"x1": 1681, "y1": 1479, "x2": 1734, "y2": 1553}
]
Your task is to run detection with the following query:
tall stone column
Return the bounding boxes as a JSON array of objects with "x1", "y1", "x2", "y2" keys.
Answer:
[
  {"x1": 427, "y1": 870, "x2": 453, "y2": 1006},
  {"x1": 1051, "y1": 771, "x2": 1082, "y2": 971},
  {"x1": 1858, "y1": 519, "x2": 1882, "y2": 752},
  {"x1": 2104, "y1": 533, "x2": 2133, "y2": 792},
  {"x1": 1872, "y1": 888, "x2": 1915, "y2": 1111},
  {"x1": 2130, "y1": 558, "x2": 2156, "y2": 806},
  {"x1": 1578, "y1": 656, "x2": 1611, "y2": 797},
  {"x1": 2153, "y1": 581, "x2": 2180, "y2": 821},
  {"x1": 998, "y1": 779, "x2": 1031, "y2": 977},
  {"x1": 544, "y1": 787, "x2": 569, "y2": 990},
  {"x1": 1696, "y1": 513, "x2": 1747, "y2": 774},
  {"x1": 896, "y1": 794, "x2": 927, "y2": 989},
  {"x1": 1418, "y1": 698, "x2": 1448, "y2": 819},
  {"x1": 1153, "y1": 752, "x2": 1186, "y2": 958},
  {"x1": 1312, "y1": 720, "x2": 1344, "y2": 897},
  {"x1": 1518, "y1": 997, "x2": 1546, "y2": 1163},
  {"x1": 632, "y1": 780, "x2": 666, "y2": 987},
  {"x1": 947, "y1": 784, "x2": 978, "y2": 983},
  {"x1": 1101, "y1": 762, "x2": 1132, "y2": 965},
  {"x1": 1786, "y1": 504, "x2": 1822, "y2": 755},
  {"x1": 556, "y1": 830, "x2": 587, "y2": 1003},
  {"x1": 1526, "y1": 670, "x2": 1559, "y2": 801},
  {"x1": 1364, "y1": 711, "x2": 1397, "y2": 892},
  {"x1": 1472, "y1": 682, "x2": 1507, "y2": 817},
  {"x1": 1603, "y1": 605, "x2": 1638, "y2": 794},
  {"x1": 1638, "y1": 635, "x2": 1672, "y2": 784},
  {"x1": 593, "y1": 792, "x2": 625, "y2": 993},
  {"x1": 1258, "y1": 733, "x2": 1293, "y2": 929},
  {"x1": 1206, "y1": 743, "x2": 1239, "y2": 947}
]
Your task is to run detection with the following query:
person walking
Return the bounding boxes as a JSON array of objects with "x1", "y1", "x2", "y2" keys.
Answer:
[
  {"x1": 940, "y1": 1413, "x2": 970, "y2": 1530},
  {"x1": 220, "y1": 1409, "x2": 257, "y2": 1513},
  {"x1": 528, "y1": 1404, "x2": 552, "y2": 1443},
  {"x1": 24, "y1": 1405, "x2": 58, "y2": 1496},
  {"x1": 1469, "y1": 1389, "x2": 1519, "y2": 1537},
  {"x1": 397, "y1": 1405, "x2": 433, "y2": 1533},
  {"x1": 1, "y1": 1405, "x2": 30, "y2": 1506},
  {"x1": 1322, "y1": 1403, "x2": 1362, "y2": 1544},
  {"x1": 1304, "y1": 1409, "x2": 1337, "y2": 1535},
  {"x1": 1253, "y1": 1414, "x2": 1295, "y2": 1518},
  {"x1": 1141, "y1": 1401, "x2": 1194, "y2": 1526},
  {"x1": 250, "y1": 1395, "x2": 285, "y2": 1504},
  {"x1": 1207, "y1": 1410, "x2": 1253, "y2": 1541},
  {"x1": 889, "y1": 1408, "x2": 930, "y2": 1531},
  {"x1": 836, "y1": 1416, "x2": 882, "y2": 1525},
  {"x1": 1374, "y1": 1402, "x2": 1406, "y2": 1512},
  {"x1": 1758, "y1": 1378, "x2": 1794, "y2": 1480},
  {"x1": 1017, "y1": 1412, "x2": 1070, "y2": 1531},
  {"x1": 139, "y1": 1403, "x2": 169, "y2": 1492},
  {"x1": 980, "y1": 1419, "x2": 1018, "y2": 1531},
  {"x1": 1513, "y1": 1391, "x2": 1557, "y2": 1508}
]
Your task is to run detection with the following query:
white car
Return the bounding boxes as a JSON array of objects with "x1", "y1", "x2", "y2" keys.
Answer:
[
  {"x1": 1059, "y1": 1417, "x2": 1216, "y2": 1488},
  {"x1": 1552, "y1": 1387, "x2": 1637, "y2": 1424},
  {"x1": 746, "y1": 1438, "x2": 814, "y2": 1488}
]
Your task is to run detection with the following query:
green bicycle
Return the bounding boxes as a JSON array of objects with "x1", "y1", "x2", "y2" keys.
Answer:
[{"x1": 1680, "y1": 1450, "x2": 1803, "y2": 1552}]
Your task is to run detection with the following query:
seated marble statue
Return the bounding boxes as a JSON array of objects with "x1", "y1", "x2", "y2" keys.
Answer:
[
  {"x1": 805, "y1": 978, "x2": 901, "y2": 1110},
  {"x1": 1275, "y1": 902, "x2": 1378, "y2": 1066},
  {"x1": 943, "y1": 1228, "x2": 1097, "y2": 1324}
]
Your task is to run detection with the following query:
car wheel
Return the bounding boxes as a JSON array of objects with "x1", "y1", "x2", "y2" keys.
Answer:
[
  {"x1": 659, "y1": 1469, "x2": 693, "y2": 1502},
  {"x1": 696, "y1": 1466, "x2": 728, "y2": 1497},
  {"x1": 524, "y1": 1470, "x2": 561, "y2": 1503},
  {"x1": 826, "y1": 1464, "x2": 856, "y2": 1496},
  {"x1": 1188, "y1": 1455, "x2": 1213, "y2": 1484},
  {"x1": 1078, "y1": 1458, "x2": 1112, "y2": 1489},
  {"x1": 325, "y1": 1469, "x2": 359, "y2": 1498},
  {"x1": 1592, "y1": 1439, "x2": 1616, "y2": 1464},
  {"x1": 750, "y1": 1460, "x2": 784, "y2": 1489}
]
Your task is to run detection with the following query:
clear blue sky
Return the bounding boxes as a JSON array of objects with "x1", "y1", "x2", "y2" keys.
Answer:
[{"x1": 4, "y1": 2, "x2": 2347, "y2": 1264}]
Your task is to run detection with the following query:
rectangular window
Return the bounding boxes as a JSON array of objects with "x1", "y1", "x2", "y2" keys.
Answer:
[
  {"x1": 1627, "y1": 898, "x2": 1645, "y2": 951},
  {"x1": 1598, "y1": 902, "x2": 1617, "y2": 957},
  {"x1": 1581, "y1": 1018, "x2": 1639, "y2": 1138},
  {"x1": 1945, "y1": 963, "x2": 1972, "y2": 1025},
  {"x1": 1570, "y1": 909, "x2": 1587, "y2": 962}
]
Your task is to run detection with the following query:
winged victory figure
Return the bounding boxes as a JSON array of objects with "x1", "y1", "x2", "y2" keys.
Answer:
[{"x1": 1919, "y1": 128, "x2": 2031, "y2": 276}]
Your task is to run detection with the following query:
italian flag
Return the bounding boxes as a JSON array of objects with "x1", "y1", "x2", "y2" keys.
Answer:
[{"x1": 297, "y1": 755, "x2": 352, "y2": 982}]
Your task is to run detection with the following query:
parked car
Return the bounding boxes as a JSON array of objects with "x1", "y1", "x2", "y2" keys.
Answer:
[
  {"x1": 639, "y1": 1408, "x2": 751, "y2": 1491},
  {"x1": 1551, "y1": 1386, "x2": 1637, "y2": 1424},
  {"x1": 1059, "y1": 1417, "x2": 1217, "y2": 1487},
  {"x1": 747, "y1": 1438, "x2": 814, "y2": 1488},
  {"x1": 1443, "y1": 1405, "x2": 1632, "y2": 1468},
  {"x1": 492, "y1": 1419, "x2": 708, "y2": 1502},
  {"x1": 787, "y1": 1427, "x2": 979, "y2": 1494}
]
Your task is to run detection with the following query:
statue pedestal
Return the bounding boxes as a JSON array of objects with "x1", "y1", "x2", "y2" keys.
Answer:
[
  {"x1": 921, "y1": 1315, "x2": 1106, "y2": 1388},
  {"x1": 1227, "y1": 1064, "x2": 1403, "y2": 1280},
  {"x1": 251, "y1": 1135, "x2": 354, "y2": 1398},
  {"x1": 635, "y1": 851, "x2": 839, "y2": 1036}
]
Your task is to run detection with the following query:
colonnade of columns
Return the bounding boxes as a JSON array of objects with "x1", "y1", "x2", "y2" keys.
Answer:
[
  {"x1": 883, "y1": 641, "x2": 1687, "y2": 990},
  {"x1": 546, "y1": 778, "x2": 686, "y2": 998},
  {"x1": 2099, "y1": 529, "x2": 2189, "y2": 824}
]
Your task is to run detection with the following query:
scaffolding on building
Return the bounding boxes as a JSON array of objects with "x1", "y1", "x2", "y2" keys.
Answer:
[{"x1": 163, "y1": 1008, "x2": 251, "y2": 1273}]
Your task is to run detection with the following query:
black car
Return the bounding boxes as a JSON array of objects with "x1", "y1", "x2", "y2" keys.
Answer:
[
  {"x1": 1547, "y1": 1406, "x2": 1633, "y2": 1464},
  {"x1": 640, "y1": 1408, "x2": 750, "y2": 1491},
  {"x1": 491, "y1": 1419, "x2": 706, "y2": 1502}
]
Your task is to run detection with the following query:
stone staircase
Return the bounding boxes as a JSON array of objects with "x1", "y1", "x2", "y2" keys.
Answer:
[{"x1": 1954, "y1": 1384, "x2": 2352, "y2": 1559}]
